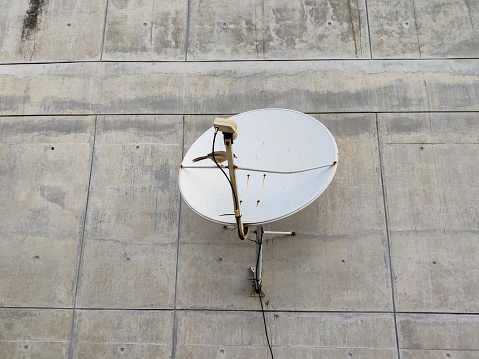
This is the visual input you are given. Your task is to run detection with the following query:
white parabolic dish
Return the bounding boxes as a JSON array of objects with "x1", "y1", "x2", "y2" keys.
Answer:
[{"x1": 179, "y1": 108, "x2": 338, "y2": 226}]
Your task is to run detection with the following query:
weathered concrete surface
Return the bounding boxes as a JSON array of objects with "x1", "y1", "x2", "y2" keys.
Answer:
[
  {"x1": 177, "y1": 113, "x2": 392, "y2": 311},
  {"x1": 1, "y1": 0, "x2": 479, "y2": 355},
  {"x1": 71, "y1": 310, "x2": 174, "y2": 358},
  {"x1": 176, "y1": 311, "x2": 397, "y2": 358},
  {"x1": 379, "y1": 112, "x2": 479, "y2": 312},
  {"x1": 75, "y1": 115, "x2": 181, "y2": 308},
  {"x1": 0, "y1": 116, "x2": 94, "y2": 307},
  {"x1": 1, "y1": 60, "x2": 479, "y2": 115},
  {"x1": 0, "y1": 309, "x2": 72, "y2": 359},
  {"x1": 378, "y1": 112, "x2": 479, "y2": 144},
  {"x1": 0, "y1": 0, "x2": 106, "y2": 63},
  {"x1": 397, "y1": 314, "x2": 479, "y2": 358},
  {"x1": 188, "y1": 0, "x2": 370, "y2": 60},
  {"x1": 369, "y1": 0, "x2": 479, "y2": 59},
  {"x1": 103, "y1": 0, "x2": 187, "y2": 61}
]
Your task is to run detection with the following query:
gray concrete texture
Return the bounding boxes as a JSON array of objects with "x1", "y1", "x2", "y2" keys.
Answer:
[{"x1": 0, "y1": 0, "x2": 478, "y2": 358}]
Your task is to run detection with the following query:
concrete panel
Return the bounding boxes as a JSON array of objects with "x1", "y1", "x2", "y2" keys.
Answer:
[
  {"x1": 72, "y1": 310, "x2": 173, "y2": 359},
  {"x1": 0, "y1": 309, "x2": 72, "y2": 359},
  {"x1": 381, "y1": 143, "x2": 443, "y2": 232},
  {"x1": 397, "y1": 314, "x2": 479, "y2": 358},
  {"x1": 379, "y1": 112, "x2": 479, "y2": 312},
  {"x1": 367, "y1": 0, "x2": 420, "y2": 59},
  {"x1": 76, "y1": 115, "x2": 181, "y2": 308},
  {"x1": 1, "y1": 61, "x2": 479, "y2": 115},
  {"x1": 176, "y1": 311, "x2": 397, "y2": 358},
  {"x1": 76, "y1": 240, "x2": 177, "y2": 308},
  {"x1": 262, "y1": 0, "x2": 370, "y2": 59},
  {"x1": 381, "y1": 143, "x2": 479, "y2": 232},
  {"x1": 84, "y1": 115, "x2": 182, "y2": 244},
  {"x1": 391, "y1": 232, "x2": 479, "y2": 312},
  {"x1": 0, "y1": 0, "x2": 106, "y2": 63},
  {"x1": 0, "y1": 116, "x2": 94, "y2": 307},
  {"x1": 369, "y1": 0, "x2": 479, "y2": 59},
  {"x1": 103, "y1": 0, "x2": 187, "y2": 61},
  {"x1": 177, "y1": 114, "x2": 392, "y2": 311},
  {"x1": 188, "y1": 0, "x2": 369, "y2": 60},
  {"x1": 187, "y1": 0, "x2": 263, "y2": 60}
]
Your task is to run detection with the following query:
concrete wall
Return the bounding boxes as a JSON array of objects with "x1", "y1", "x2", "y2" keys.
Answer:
[{"x1": 1, "y1": 0, "x2": 478, "y2": 358}]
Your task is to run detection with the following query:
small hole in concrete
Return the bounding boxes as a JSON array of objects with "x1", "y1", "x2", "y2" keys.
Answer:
[
  {"x1": 446, "y1": 354, "x2": 450, "y2": 358},
  {"x1": 67, "y1": 23, "x2": 71, "y2": 27},
  {"x1": 223, "y1": 22, "x2": 227, "y2": 26},
  {"x1": 126, "y1": 257, "x2": 131, "y2": 262},
  {"x1": 419, "y1": 146, "x2": 424, "y2": 151},
  {"x1": 51, "y1": 146, "x2": 55, "y2": 150},
  {"x1": 24, "y1": 345, "x2": 29, "y2": 349},
  {"x1": 341, "y1": 259, "x2": 345, "y2": 263},
  {"x1": 136, "y1": 145, "x2": 140, "y2": 149},
  {"x1": 327, "y1": 21, "x2": 332, "y2": 25},
  {"x1": 143, "y1": 22, "x2": 147, "y2": 26},
  {"x1": 33, "y1": 255, "x2": 40, "y2": 261},
  {"x1": 265, "y1": 300, "x2": 270, "y2": 306},
  {"x1": 348, "y1": 353, "x2": 353, "y2": 358},
  {"x1": 405, "y1": 22, "x2": 409, "y2": 26},
  {"x1": 219, "y1": 349, "x2": 225, "y2": 354},
  {"x1": 274, "y1": 314, "x2": 279, "y2": 318},
  {"x1": 432, "y1": 261, "x2": 437, "y2": 265},
  {"x1": 218, "y1": 257, "x2": 222, "y2": 262}
]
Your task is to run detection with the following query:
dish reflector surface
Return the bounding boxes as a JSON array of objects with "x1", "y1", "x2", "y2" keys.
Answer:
[{"x1": 179, "y1": 108, "x2": 338, "y2": 225}]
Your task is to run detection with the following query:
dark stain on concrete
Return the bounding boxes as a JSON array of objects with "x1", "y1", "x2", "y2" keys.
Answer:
[
  {"x1": 40, "y1": 185, "x2": 66, "y2": 209},
  {"x1": 0, "y1": 117, "x2": 93, "y2": 141},
  {"x1": 22, "y1": 0, "x2": 47, "y2": 40},
  {"x1": 154, "y1": 162, "x2": 174, "y2": 192}
]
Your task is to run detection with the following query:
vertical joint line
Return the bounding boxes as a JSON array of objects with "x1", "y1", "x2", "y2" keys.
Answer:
[
  {"x1": 363, "y1": 0, "x2": 373, "y2": 59},
  {"x1": 375, "y1": 114, "x2": 401, "y2": 359},
  {"x1": 68, "y1": 115, "x2": 97, "y2": 359},
  {"x1": 185, "y1": 0, "x2": 192, "y2": 61},
  {"x1": 100, "y1": 0, "x2": 110, "y2": 61},
  {"x1": 172, "y1": 115, "x2": 185, "y2": 359},
  {"x1": 67, "y1": 310, "x2": 78, "y2": 359}
]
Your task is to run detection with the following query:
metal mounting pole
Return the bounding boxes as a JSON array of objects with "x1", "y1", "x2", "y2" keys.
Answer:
[
  {"x1": 251, "y1": 225, "x2": 264, "y2": 297},
  {"x1": 224, "y1": 134, "x2": 249, "y2": 240}
]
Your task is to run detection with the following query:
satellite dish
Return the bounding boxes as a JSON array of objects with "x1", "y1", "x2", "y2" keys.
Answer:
[{"x1": 179, "y1": 108, "x2": 338, "y2": 226}]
